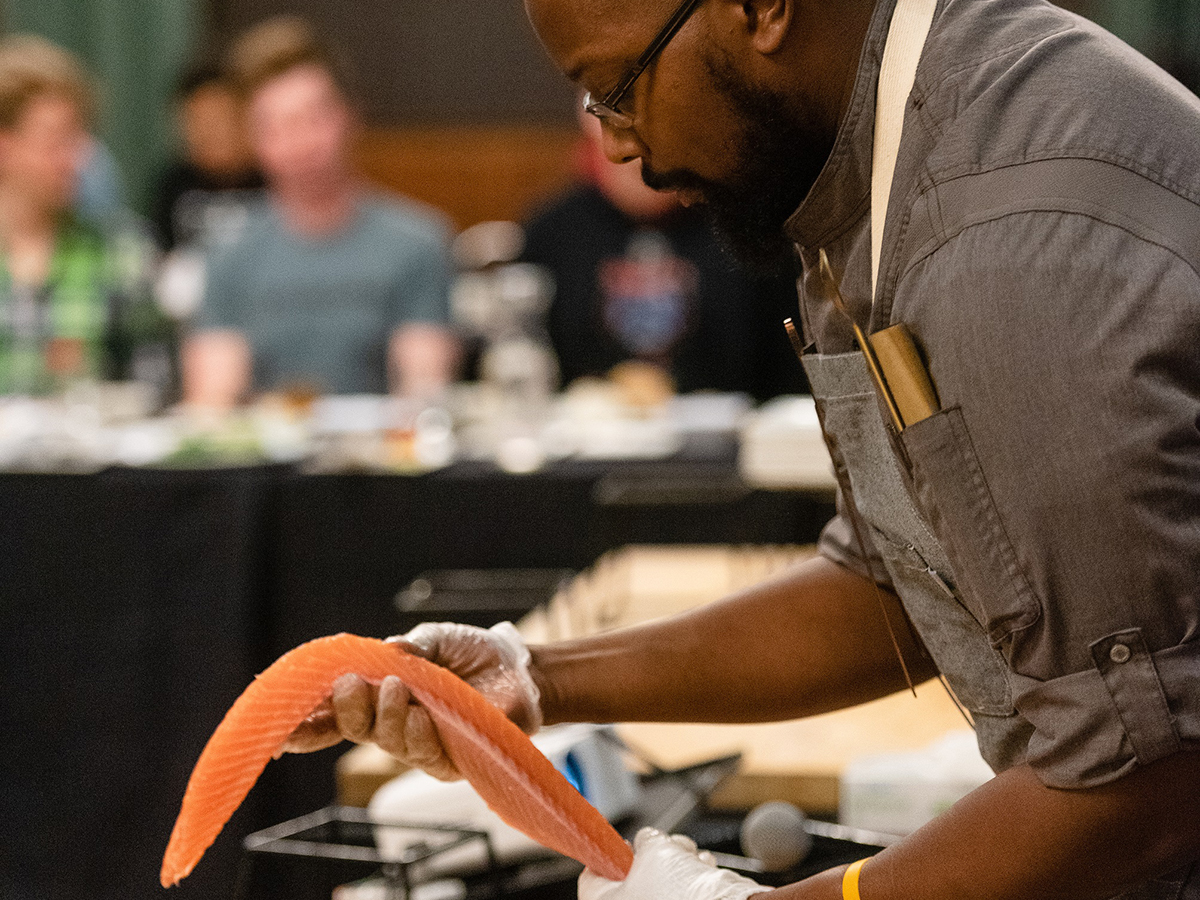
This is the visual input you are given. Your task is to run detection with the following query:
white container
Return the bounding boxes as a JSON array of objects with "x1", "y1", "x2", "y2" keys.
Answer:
[
  {"x1": 368, "y1": 723, "x2": 639, "y2": 874},
  {"x1": 737, "y1": 395, "x2": 835, "y2": 490},
  {"x1": 839, "y1": 730, "x2": 994, "y2": 836}
]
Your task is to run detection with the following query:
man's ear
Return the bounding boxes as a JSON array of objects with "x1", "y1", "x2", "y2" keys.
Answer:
[{"x1": 738, "y1": 0, "x2": 793, "y2": 54}]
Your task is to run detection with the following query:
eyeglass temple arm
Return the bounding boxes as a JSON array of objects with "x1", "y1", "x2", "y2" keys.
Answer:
[{"x1": 603, "y1": 0, "x2": 708, "y2": 103}]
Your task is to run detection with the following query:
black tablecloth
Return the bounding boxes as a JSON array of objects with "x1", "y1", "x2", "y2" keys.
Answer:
[
  {"x1": 0, "y1": 456, "x2": 834, "y2": 900},
  {"x1": 0, "y1": 467, "x2": 275, "y2": 900}
]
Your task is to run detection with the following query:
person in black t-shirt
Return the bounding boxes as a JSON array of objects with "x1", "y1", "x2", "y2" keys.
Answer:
[
  {"x1": 151, "y1": 64, "x2": 264, "y2": 251},
  {"x1": 521, "y1": 110, "x2": 806, "y2": 402}
]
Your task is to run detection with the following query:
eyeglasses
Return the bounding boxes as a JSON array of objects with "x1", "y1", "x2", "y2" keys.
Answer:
[{"x1": 582, "y1": 0, "x2": 706, "y2": 130}]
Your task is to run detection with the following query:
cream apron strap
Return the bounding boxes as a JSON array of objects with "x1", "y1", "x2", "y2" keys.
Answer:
[{"x1": 871, "y1": 0, "x2": 938, "y2": 300}]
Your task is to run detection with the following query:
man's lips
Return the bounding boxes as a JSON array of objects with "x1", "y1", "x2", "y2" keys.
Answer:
[
  {"x1": 643, "y1": 168, "x2": 700, "y2": 198},
  {"x1": 644, "y1": 176, "x2": 707, "y2": 207},
  {"x1": 670, "y1": 187, "x2": 706, "y2": 207},
  {"x1": 641, "y1": 164, "x2": 708, "y2": 206}
]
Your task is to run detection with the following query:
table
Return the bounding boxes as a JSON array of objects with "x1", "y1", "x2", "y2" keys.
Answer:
[
  {"x1": 341, "y1": 546, "x2": 969, "y2": 823},
  {"x1": 1, "y1": 454, "x2": 834, "y2": 900},
  {"x1": 0, "y1": 467, "x2": 275, "y2": 900},
  {"x1": 520, "y1": 545, "x2": 973, "y2": 815}
]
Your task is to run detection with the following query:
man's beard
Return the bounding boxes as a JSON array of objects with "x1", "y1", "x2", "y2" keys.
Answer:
[{"x1": 641, "y1": 53, "x2": 834, "y2": 276}]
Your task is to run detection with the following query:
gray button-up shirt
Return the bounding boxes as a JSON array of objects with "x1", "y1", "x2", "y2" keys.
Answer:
[{"x1": 789, "y1": 0, "x2": 1200, "y2": 794}]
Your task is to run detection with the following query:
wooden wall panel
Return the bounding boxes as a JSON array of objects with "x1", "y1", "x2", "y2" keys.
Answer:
[
  {"x1": 355, "y1": 125, "x2": 580, "y2": 231},
  {"x1": 205, "y1": 0, "x2": 577, "y2": 126}
]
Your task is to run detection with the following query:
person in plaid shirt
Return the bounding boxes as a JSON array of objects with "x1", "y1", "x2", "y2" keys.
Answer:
[{"x1": 0, "y1": 36, "x2": 167, "y2": 397}]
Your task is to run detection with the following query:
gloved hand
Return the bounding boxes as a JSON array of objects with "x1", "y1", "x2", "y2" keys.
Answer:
[
  {"x1": 279, "y1": 621, "x2": 542, "y2": 781},
  {"x1": 579, "y1": 828, "x2": 772, "y2": 900}
]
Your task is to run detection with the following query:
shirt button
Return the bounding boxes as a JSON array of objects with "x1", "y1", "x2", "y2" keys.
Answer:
[{"x1": 1110, "y1": 643, "x2": 1132, "y2": 664}]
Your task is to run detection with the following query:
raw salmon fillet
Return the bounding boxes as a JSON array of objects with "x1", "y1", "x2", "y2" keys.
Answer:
[{"x1": 161, "y1": 633, "x2": 633, "y2": 887}]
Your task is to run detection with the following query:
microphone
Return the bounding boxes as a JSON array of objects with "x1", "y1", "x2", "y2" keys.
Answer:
[{"x1": 740, "y1": 801, "x2": 813, "y2": 872}]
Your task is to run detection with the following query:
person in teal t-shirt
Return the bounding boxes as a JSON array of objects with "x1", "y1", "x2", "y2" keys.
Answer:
[
  {"x1": 198, "y1": 193, "x2": 452, "y2": 397},
  {"x1": 183, "y1": 18, "x2": 459, "y2": 406}
]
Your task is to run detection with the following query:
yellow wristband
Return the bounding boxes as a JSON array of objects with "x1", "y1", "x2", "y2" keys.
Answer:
[{"x1": 842, "y1": 857, "x2": 870, "y2": 900}]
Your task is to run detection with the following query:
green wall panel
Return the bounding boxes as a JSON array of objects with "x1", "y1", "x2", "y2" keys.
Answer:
[{"x1": 4, "y1": 0, "x2": 199, "y2": 216}]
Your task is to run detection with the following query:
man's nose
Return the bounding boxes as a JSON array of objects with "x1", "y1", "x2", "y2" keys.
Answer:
[{"x1": 599, "y1": 120, "x2": 648, "y2": 165}]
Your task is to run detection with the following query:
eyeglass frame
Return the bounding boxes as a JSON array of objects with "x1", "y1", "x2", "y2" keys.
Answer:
[{"x1": 582, "y1": 0, "x2": 707, "y2": 129}]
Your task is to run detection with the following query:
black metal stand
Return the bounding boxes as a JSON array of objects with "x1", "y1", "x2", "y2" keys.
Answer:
[
  {"x1": 235, "y1": 806, "x2": 502, "y2": 900},
  {"x1": 234, "y1": 753, "x2": 892, "y2": 899}
]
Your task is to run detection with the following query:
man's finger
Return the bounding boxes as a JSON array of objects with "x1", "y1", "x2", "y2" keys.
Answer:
[
  {"x1": 390, "y1": 626, "x2": 439, "y2": 660},
  {"x1": 403, "y1": 705, "x2": 458, "y2": 779},
  {"x1": 278, "y1": 725, "x2": 346, "y2": 756},
  {"x1": 331, "y1": 673, "x2": 376, "y2": 743},
  {"x1": 423, "y1": 752, "x2": 461, "y2": 782},
  {"x1": 372, "y1": 675, "x2": 413, "y2": 758},
  {"x1": 278, "y1": 700, "x2": 342, "y2": 756},
  {"x1": 577, "y1": 867, "x2": 622, "y2": 900}
]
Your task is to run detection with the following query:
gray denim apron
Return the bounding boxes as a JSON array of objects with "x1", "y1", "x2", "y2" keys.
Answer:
[
  {"x1": 801, "y1": 348, "x2": 1031, "y2": 770},
  {"x1": 801, "y1": 348, "x2": 1194, "y2": 900}
]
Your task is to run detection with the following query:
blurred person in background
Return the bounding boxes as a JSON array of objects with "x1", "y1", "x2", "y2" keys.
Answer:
[
  {"x1": 521, "y1": 105, "x2": 806, "y2": 401},
  {"x1": 183, "y1": 17, "x2": 459, "y2": 409},
  {"x1": 0, "y1": 36, "x2": 168, "y2": 396},
  {"x1": 152, "y1": 63, "x2": 265, "y2": 253}
]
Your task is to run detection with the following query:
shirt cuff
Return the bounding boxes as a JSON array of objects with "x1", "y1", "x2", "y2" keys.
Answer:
[{"x1": 1010, "y1": 630, "x2": 1197, "y2": 788}]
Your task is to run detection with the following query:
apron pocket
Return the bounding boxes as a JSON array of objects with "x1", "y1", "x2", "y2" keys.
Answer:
[
  {"x1": 899, "y1": 406, "x2": 1042, "y2": 650},
  {"x1": 874, "y1": 531, "x2": 1016, "y2": 717}
]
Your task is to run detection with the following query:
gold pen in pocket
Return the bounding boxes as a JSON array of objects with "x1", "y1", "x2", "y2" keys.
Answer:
[{"x1": 817, "y1": 249, "x2": 940, "y2": 431}]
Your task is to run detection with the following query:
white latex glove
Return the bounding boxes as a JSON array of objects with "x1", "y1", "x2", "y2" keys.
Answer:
[
  {"x1": 579, "y1": 828, "x2": 772, "y2": 900},
  {"x1": 281, "y1": 621, "x2": 541, "y2": 781}
]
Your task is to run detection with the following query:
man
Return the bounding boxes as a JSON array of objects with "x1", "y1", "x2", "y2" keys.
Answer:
[
  {"x1": 183, "y1": 17, "x2": 458, "y2": 406},
  {"x1": 523, "y1": 103, "x2": 806, "y2": 399},
  {"x1": 287, "y1": 1, "x2": 1200, "y2": 898},
  {"x1": 152, "y1": 63, "x2": 265, "y2": 252},
  {"x1": 0, "y1": 36, "x2": 166, "y2": 395}
]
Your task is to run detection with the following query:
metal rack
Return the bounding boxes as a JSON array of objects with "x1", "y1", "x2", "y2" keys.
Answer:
[{"x1": 236, "y1": 806, "x2": 502, "y2": 900}]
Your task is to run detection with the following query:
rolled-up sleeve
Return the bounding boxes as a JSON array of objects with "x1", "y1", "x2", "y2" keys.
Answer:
[
  {"x1": 895, "y1": 206, "x2": 1200, "y2": 788},
  {"x1": 817, "y1": 490, "x2": 894, "y2": 591}
]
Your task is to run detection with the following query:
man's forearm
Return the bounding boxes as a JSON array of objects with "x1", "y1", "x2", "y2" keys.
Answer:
[
  {"x1": 182, "y1": 329, "x2": 251, "y2": 409},
  {"x1": 389, "y1": 324, "x2": 460, "y2": 398},
  {"x1": 773, "y1": 750, "x2": 1200, "y2": 900},
  {"x1": 530, "y1": 556, "x2": 938, "y2": 727}
]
